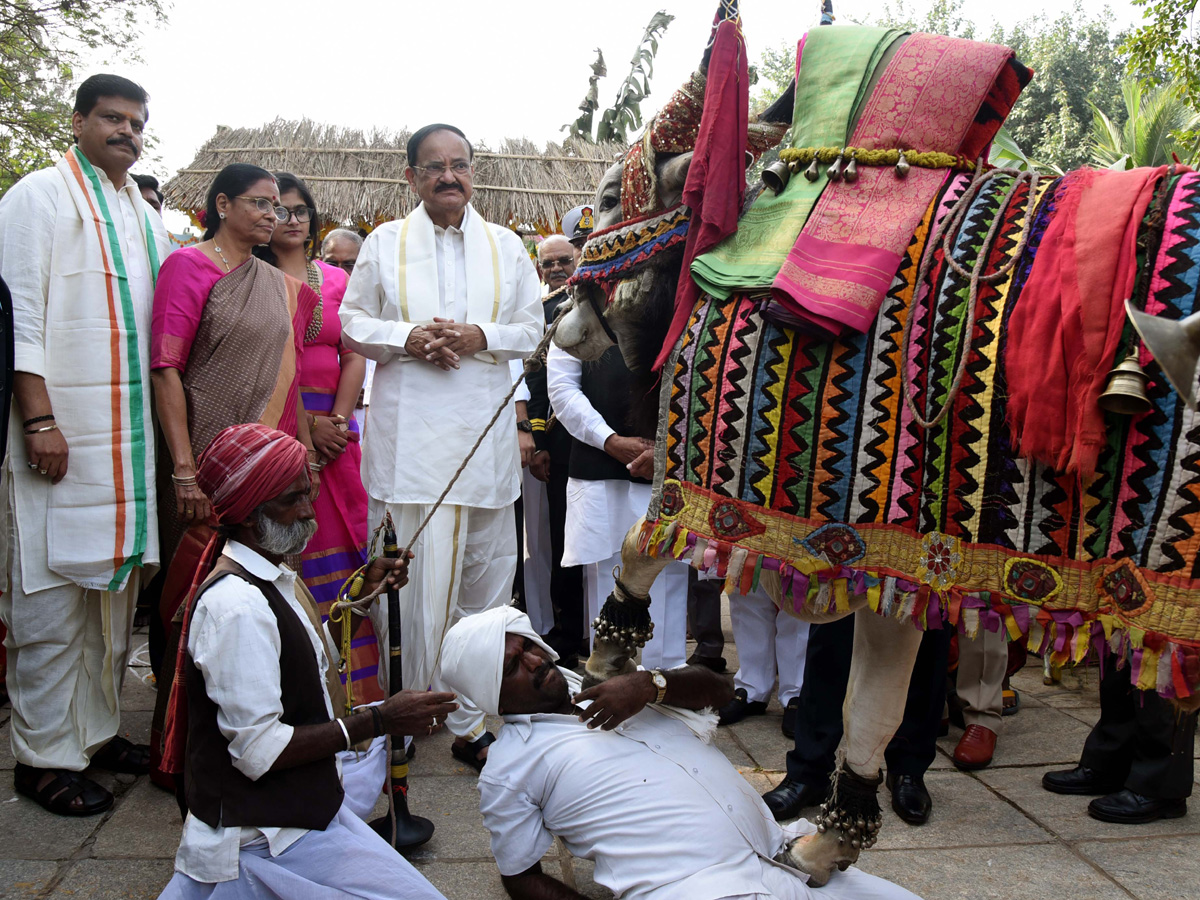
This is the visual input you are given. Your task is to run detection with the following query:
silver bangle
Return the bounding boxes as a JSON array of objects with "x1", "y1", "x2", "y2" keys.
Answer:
[{"x1": 335, "y1": 717, "x2": 352, "y2": 751}]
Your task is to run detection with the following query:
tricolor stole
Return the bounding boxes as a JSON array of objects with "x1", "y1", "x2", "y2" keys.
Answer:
[{"x1": 63, "y1": 145, "x2": 162, "y2": 590}]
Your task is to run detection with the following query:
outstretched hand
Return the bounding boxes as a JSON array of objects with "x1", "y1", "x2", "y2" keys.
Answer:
[{"x1": 573, "y1": 671, "x2": 656, "y2": 731}]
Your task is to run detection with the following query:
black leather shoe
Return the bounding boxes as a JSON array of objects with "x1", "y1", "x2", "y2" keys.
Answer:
[
  {"x1": 1041, "y1": 765, "x2": 1123, "y2": 796},
  {"x1": 762, "y1": 778, "x2": 827, "y2": 820},
  {"x1": 686, "y1": 653, "x2": 727, "y2": 673},
  {"x1": 1088, "y1": 789, "x2": 1187, "y2": 824},
  {"x1": 718, "y1": 688, "x2": 768, "y2": 726},
  {"x1": 886, "y1": 772, "x2": 931, "y2": 825},
  {"x1": 781, "y1": 697, "x2": 800, "y2": 739}
]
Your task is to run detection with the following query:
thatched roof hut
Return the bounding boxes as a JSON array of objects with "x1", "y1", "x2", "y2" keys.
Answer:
[{"x1": 163, "y1": 119, "x2": 623, "y2": 233}]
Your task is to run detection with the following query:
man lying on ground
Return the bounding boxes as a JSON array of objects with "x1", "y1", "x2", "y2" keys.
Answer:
[
  {"x1": 438, "y1": 606, "x2": 922, "y2": 900},
  {"x1": 157, "y1": 423, "x2": 454, "y2": 899}
]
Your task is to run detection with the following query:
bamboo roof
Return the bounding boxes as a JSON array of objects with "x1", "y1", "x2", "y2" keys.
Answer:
[{"x1": 163, "y1": 119, "x2": 624, "y2": 232}]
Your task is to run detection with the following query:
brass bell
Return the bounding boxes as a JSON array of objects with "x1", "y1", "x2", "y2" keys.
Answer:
[
  {"x1": 895, "y1": 150, "x2": 910, "y2": 178},
  {"x1": 1127, "y1": 298, "x2": 1200, "y2": 409},
  {"x1": 762, "y1": 159, "x2": 792, "y2": 195},
  {"x1": 843, "y1": 153, "x2": 859, "y2": 183},
  {"x1": 804, "y1": 158, "x2": 820, "y2": 182},
  {"x1": 827, "y1": 152, "x2": 845, "y2": 181},
  {"x1": 1097, "y1": 352, "x2": 1153, "y2": 415}
]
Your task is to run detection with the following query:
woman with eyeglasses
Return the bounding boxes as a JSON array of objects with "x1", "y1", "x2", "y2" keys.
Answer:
[{"x1": 255, "y1": 172, "x2": 382, "y2": 704}]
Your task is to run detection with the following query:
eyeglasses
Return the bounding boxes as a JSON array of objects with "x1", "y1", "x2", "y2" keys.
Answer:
[
  {"x1": 411, "y1": 162, "x2": 472, "y2": 178},
  {"x1": 235, "y1": 195, "x2": 289, "y2": 222},
  {"x1": 540, "y1": 255, "x2": 574, "y2": 270},
  {"x1": 283, "y1": 205, "x2": 316, "y2": 223}
]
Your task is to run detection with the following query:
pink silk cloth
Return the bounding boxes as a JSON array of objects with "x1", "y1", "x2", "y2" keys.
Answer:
[{"x1": 772, "y1": 34, "x2": 1026, "y2": 335}]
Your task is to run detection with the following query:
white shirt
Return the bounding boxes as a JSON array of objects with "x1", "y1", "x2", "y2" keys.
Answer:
[
  {"x1": 546, "y1": 343, "x2": 648, "y2": 566},
  {"x1": 479, "y1": 700, "x2": 793, "y2": 900},
  {"x1": 340, "y1": 205, "x2": 542, "y2": 507},
  {"x1": 174, "y1": 542, "x2": 340, "y2": 883}
]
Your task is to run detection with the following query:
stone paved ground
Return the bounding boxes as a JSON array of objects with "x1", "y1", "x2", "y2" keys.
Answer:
[{"x1": 1, "y1": 611, "x2": 1197, "y2": 900}]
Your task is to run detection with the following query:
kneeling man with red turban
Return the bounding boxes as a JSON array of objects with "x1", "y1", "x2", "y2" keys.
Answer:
[{"x1": 158, "y1": 423, "x2": 454, "y2": 899}]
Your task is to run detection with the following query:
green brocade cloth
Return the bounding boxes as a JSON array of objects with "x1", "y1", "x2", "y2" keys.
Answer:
[{"x1": 691, "y1": 27, "x2": 903, "y2": 299}]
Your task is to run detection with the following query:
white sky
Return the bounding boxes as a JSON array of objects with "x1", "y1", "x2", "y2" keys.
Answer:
[{"x1": 96, "y1": 0, "x2": 1145, "y2": 230}]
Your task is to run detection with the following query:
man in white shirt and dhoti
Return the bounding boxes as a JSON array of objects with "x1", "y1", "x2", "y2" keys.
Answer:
[
  {"x1": 340, "y1": 122, "x2": 542, "y2": 770},
  {"x1": 437, "y1": 606, "x2": 923, "y2": 900},
  {"x1": 0, "y1": 74, "x2": 171, "y2": 816}
]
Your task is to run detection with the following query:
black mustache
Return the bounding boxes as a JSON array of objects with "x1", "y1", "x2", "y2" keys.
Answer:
[
  {"x1": 107, "y1": 137, "x2": 139, "y2": 156},
  {"x1": 533, "y1": 661, "x2": 556, "y2": 689},
  {"x1": 435, "y1": 183, "x2": 463, "y2": 193}
]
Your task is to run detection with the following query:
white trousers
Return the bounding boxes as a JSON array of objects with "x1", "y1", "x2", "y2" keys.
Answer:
[
  {"x1": 1, "y1": 517, "x2": 139, "y2": 770},
  {"x1": 368, "y1": 501, "x2": 516, "y2": 740},
  {"x1": 729, "y1": 588, "x2": 810, "y2": 705},
  {"x1": 520, "y1": 469, "x2": 555, "y2": 636},
  {"x1": 585, "y1": 551, "x2": 689, "y2": 670}
]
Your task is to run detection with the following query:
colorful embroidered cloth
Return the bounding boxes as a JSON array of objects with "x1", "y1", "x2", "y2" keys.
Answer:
[
  {"x1": 691, "y1": 27, "x2": 903, "y2": 299},
  {"x1": 771, "y1": 34, "x2": 1029, "y2": 335},
  {"x1": 641, "y1": 170, "x2": 1200, "y2": 699}
]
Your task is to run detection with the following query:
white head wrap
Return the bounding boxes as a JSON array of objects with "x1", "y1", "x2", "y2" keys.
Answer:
[{"x1": 438, "y1": 606, "x2": 558, "y2": 717}]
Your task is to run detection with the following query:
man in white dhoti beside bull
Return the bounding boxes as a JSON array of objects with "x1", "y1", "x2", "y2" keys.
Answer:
[
  {"x1": 438, "y1": 606, "x2": 923, "y2": 900},
  {"x1": 157, "y1": 423, "x2": 453, "y2": 899},
  {"x1": 339, "y1": 122, "x2": 543, "y2": 770},
  {"x1": 0, "y1": 74, "x2": 171, "y2": 816}
]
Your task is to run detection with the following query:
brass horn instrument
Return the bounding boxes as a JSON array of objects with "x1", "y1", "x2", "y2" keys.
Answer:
[
  {"x1": 1126, "y1": 298, "x2": 1200, "y2": 410},
  {"x1": 762, "y1": 158, "x2": 792, "y2": 195}
]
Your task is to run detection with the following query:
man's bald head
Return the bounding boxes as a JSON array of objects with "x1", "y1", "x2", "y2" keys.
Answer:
[
  {"x1": 538, "y1": 234, "x2": 578, "y2": 291},
  {"x1": 321, "y1": 228, "x2": 362, "y2": 277}
]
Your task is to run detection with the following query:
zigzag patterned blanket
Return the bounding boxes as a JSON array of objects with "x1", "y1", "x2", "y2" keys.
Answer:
[{"x1": 641, "y1": 170, "x2": 1200, "y2": 699}]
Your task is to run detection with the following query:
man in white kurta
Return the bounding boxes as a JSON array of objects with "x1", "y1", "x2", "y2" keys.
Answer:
[
  {"x1": 340, "y1": 124, "x2": 542, "y2": 763},
  {"x1": 0, "y1": 75, "x2": 170, "y2": 816}
]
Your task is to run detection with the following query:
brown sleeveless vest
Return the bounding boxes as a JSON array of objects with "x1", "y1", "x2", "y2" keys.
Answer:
[{"x1": 184, "y1": 557, "x2": 344, "y2": 830}]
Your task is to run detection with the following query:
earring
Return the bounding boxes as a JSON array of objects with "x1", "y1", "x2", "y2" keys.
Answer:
[{"x1": 218, "y1": 212, "x2": 226, "y2": 219}]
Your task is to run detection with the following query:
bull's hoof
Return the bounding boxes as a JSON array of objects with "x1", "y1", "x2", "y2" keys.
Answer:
[
  {"x1": 779, "y1": 833, "x2": 858, "y2": 888},
  {"x1": 581, "y1": 654, "x2": 637, "y2": 688}
]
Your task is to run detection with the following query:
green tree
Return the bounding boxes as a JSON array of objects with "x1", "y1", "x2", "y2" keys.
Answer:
[
  {"x1": 1090, "y1": 78, "x2": 1200, "y2": 168},
  {"x1": 0, "y1": 0, "x2": 166, "y2": 194},
  {"x1": 1124, "y1": 0, "x2": 1200, "y2": 114}
]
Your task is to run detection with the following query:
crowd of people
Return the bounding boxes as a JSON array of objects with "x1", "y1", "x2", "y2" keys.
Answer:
[{"x1": 0, "y1": 73, "x2": 1193, "y2": 900}]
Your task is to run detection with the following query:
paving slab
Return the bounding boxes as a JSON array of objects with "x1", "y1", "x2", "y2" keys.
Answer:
[
  {"x1": 856, "y1": 844, "x2": 1130, "y2": 900},
  {"x1": 0, "y1": 723, "x2": 13, "y2": 771},
  {"x1": 0, "y1": 769, "x2": 123, "y2": 861},
  {"x1": 977, "y1": 765, "x2": 1199, "y2": 841},
  {"x1": 0, "y1": 860, "x2": 57, "y2": 898},
  {"x1": 872, "y1": 769, "x2": 1054, "y2": 850},
  {"x1": 937, "y1": 706, "x2": 1093, "y2": 768},
  {"x1": 723, "y1": 711, "x2": 792, "y2": 770},
  {"x1": 400, "y1": 776, "x2": 494, "y2": 863},
  {"x1": 46, "y1": 860, "x2": 173, "y2": 899},
  {"x1": 91, "y1": 781, "x2": 180, "y2": 860},
  {"x1": 1077, "y1": 834, "x2": 1200, "y2": 900},
  {"x1": 117, "y1": 672, "x2": 159, "y2": 714}
]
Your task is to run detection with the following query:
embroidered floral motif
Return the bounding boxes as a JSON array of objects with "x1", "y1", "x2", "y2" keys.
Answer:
[
  {"x1": 1099, "y1": 560, "x2": 1154, "y2": 617},
  {"x1": 1002, "y1": 558, "x2": 1062, "y2": 604},
  {"x1": 801, "y1": 523, "x2": 866, "y2": 566},
  {"x1": 659, "y1": 480, "x2": 685, "y2": 520},
  {"x1": 918, "y1": 532, "x2": 961, "y2": 590},
  {"x1": 708, "y1": 500, "x2": 765, "y2": 540}
]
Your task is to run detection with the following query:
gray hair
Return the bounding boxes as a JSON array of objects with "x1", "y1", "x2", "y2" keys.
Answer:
[{"x1": 322, "y1": 228, "x2": 363, "y2": 252}]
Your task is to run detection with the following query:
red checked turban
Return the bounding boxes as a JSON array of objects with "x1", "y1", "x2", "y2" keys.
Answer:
[{"x1": 196, "y1": 423, "x2": 308, "y2": 525}]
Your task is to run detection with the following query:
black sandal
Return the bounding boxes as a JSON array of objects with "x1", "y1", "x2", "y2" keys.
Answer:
[
  {"x1": 14, "y1": 763, "x2": 114, "y2": 817},
  {"x1": 91, "y1": 736, "x2": 152, "y2": 775},
  {"x1": 450, "y1": 731, "x2": 496, "y2": 773}
]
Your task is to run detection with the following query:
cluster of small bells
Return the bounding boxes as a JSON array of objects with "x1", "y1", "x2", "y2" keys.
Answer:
[
  {"x1": 813, "y1": 802, "x2": 884, "y2": 851},
  {"x1": 590, "y1": 617, "x2": 655, "y2": 654}
]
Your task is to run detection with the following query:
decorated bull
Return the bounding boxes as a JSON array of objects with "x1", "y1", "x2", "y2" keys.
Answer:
[{"x1": 553, "y1": 7, "x2": 1200, "y2": 887}]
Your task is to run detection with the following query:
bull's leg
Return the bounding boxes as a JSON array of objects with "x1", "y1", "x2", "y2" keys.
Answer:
[
  {"x1": 783, "y1": 607, "x2": 924, "y2": 886},
  {"x1": 583, "y1": 516, "x2": 672, "y2": 687}
]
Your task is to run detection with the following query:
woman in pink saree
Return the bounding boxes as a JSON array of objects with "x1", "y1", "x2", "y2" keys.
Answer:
[{"x1": 257, "y1": 172, "x2": 381, "y2": 704}]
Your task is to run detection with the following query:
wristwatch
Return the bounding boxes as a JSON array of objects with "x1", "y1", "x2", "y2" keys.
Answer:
[
  {"x1": 516, "y1": 419, "x2": 533, "y2": 433},
  {"x1": 650, "y1": 669, "x2": 668, "y2": 704}
]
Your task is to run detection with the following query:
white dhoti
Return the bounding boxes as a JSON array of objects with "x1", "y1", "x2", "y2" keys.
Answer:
[
  {"x1": 337, "y1": 734, "x2": 389, "y2": 821},
  {"x1": 1, "y1": 510, "x2": 139, "y2": 770},
  {"x1": 730, "y1": 587, "x2": 810, "y2": 705},
  {"x1": 368, "y1": 500, "x2": 516, "y2": 739},
  {"x1": 157, "y1": 800, "x2": 446, "y2": 900},
  {"x1": 520, "y1": 469, "x2": 554, "y2": 636}
]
